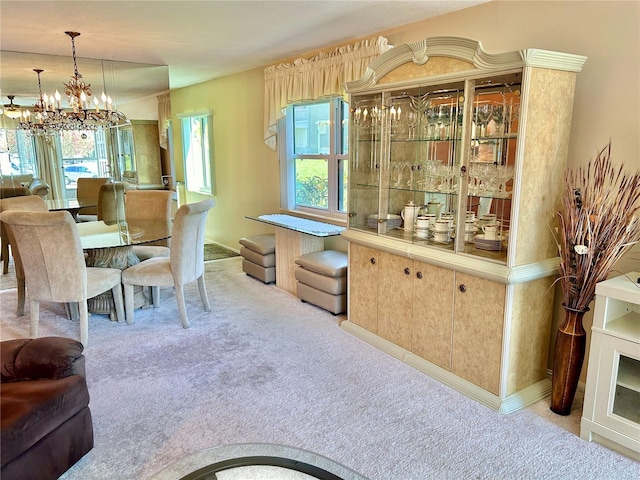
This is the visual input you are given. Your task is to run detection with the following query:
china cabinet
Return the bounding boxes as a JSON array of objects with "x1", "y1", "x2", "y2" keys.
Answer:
[
  {"x1": 341, "y1": 37, "x2": 587, "y2": 412},
  {"x1": 580, "y1": 273, "x2": 639, "y2": 460}
]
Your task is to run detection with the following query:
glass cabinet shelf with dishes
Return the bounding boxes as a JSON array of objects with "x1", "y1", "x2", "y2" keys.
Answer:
[{"x1": 349, "y1": 69, "x2": 526, "y2": 265}]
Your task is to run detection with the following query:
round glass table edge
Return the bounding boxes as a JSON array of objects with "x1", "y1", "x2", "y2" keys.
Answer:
[{"x1": 150, "y1": 443, "x2": 370, "y2": 480}]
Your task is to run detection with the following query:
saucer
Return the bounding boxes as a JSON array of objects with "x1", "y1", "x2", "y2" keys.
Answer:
[{"x1": 474, "y1": 234, "x2": 504, "y2": 241}]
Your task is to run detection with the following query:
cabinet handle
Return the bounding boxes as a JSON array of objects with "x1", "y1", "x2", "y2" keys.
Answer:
[
  {"x1": 416, "y1": 271, "x2": 423, "y2": 279},
  {"x1": 459, "y1": 284, "x2": 466, "y2": 293},
  {"x1": 370, "y1": 257, "x2": 376, "y2": 265},
  {"x1": 404, "y1": 267, "x2": 411, "y2": 275}
]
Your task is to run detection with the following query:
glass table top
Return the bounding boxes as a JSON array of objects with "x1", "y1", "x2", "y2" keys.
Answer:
[{"x1": 152, "y1": 444, "x2": 369, "y2": 480}]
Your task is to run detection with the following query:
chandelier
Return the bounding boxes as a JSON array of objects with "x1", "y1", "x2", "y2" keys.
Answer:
[
  {"x1": 18, "y1": 31, "x2": 127, "y2": 136},
  {"x1": 2, "y1": 96, "x2": 23, "y2": 119}
]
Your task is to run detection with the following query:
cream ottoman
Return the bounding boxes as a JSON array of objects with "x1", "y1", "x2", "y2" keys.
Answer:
[
  {"x1": 294, "y1": 250, "x2": 347, "y2": 315},
  {"x1": 239, "y1": 234, "x2": 276, "y2": 284}
]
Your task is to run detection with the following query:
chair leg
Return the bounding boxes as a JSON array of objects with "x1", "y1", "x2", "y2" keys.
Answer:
[
  {"x1": 112, "y1": 284, "x2": 125, "y2": 323},
  {"x1": 79, "y1": 300, "x2": 89, "y2": 347},
  {"x1": 151, "y1": 286, "x2": 160, "y2": 307},
  {"x1": 197, "y1": 275, "x2": 211, "y2": 312},
  {"x1": 175, "y1": 285, "x2": 190, "y2": 329},
  {"x1": 29, "y1": 300, "x2": 39, "y2": 338},
  {"x1": 123, "y1": 283, "x2": 135, "y2": 324},
  {"x1": 2, "y1": 242, "x2": 9, "y2": 275},
  {"x1": 17, "y1": 277, "x2": 25, "y2": 316}
]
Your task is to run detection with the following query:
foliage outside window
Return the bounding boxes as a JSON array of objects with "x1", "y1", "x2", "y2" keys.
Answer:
[
  {"x1": 180, "y1": 112, "x2": 214, "y2": 195},
  {"x1": 282, "y1": 98, "x2": 348, "y2": 219}
]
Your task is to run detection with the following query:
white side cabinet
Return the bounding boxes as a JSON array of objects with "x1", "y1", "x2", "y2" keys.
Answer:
[{"x1": 580, "y1": 272, "x2": 640, "y2": 459}]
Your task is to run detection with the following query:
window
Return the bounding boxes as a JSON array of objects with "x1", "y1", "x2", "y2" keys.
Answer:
[
  {"x1": 281, "y1": 98, "x2": 348, "y2": 220},
  {"x1": 0, "y1": 129, "x2": 37, "y2": 176},
  {"x1": 180, "y1": 112, "x2": 214, "y2": 195},
  {"x1": 56, "y1": 130, "x2": 109, "y2": 192}
]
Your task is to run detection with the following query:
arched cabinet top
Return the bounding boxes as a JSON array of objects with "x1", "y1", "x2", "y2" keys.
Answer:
[{"x1": 345, "y1": 36, "x2": 587, "y2": 92}]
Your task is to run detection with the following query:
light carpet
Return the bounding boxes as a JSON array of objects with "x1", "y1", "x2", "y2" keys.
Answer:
[{"x1": 0, "y1": 257, "x2": 637, "y2": 479}]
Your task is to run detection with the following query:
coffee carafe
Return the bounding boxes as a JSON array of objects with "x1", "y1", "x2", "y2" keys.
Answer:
[{"x1": 401, "y1": 201, "x2": 420, "y2": 231}]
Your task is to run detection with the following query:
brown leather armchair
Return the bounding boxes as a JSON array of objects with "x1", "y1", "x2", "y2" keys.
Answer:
[{"x1": 1, "y1": 337, "x2": 93, "y2": 480}]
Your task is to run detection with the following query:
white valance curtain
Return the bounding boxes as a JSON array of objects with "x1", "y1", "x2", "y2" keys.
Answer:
[
  {"x1": 157, "y1": 92, "x2": 171, "y2": 149},
  {"x1": 263, "y1": 36, "x2": 390, "y2": 150}
]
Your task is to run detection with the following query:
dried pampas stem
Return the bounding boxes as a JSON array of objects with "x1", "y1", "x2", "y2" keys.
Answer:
[{"x1": 557, "y1": 142, "x2": 640, "y2": 311}]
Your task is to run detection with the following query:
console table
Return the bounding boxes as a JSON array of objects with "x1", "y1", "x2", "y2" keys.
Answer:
[{"x1": 247, "y1": 214, "x2": 345, "y2": 295}]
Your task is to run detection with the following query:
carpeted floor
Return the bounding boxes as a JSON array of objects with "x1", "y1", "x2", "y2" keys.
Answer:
[{"x1": 0, "y1": 258, "x2": 637, "y2": 479}]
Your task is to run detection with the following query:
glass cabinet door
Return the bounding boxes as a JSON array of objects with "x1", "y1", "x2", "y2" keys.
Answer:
[
  {"x1": 385, "y1": 82, "x2": 464, "y2": 251},
  {"x1": 349, "y1": 92, "x2": 384, "y2": 233},
  {"x1": 460, "y1": 71, "x2": 521, "y2": 263}
]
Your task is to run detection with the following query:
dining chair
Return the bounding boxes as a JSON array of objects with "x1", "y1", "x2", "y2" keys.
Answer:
[
  {"x1": 125, "y1": 189, "x2": 174, "y2": 261},
  {"x1": 0, "y1": 210, "x2": 125, "y2": 346},
  {"x1": 0, "y1": 186, "x2": 30, "y2": 199},
  {"x1": 121, "y1": 198, "x2": 214, "y2": 328},
  {"x1": 97, "y1": 182, "x2": 126, "y2": 225},
  {"x1": 0, "y1": 195, "x2": 49, "y2": 314},
  {"x1": 76, "y1": 177, "x2": 109, "y2": 222}
]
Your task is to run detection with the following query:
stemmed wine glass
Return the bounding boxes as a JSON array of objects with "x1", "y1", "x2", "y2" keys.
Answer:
[
  {"x1": 474, "y1": 103, "x2": 492, "y2": 138},
  {"x1": 503, "y1": 102, "x2": 520, "y2": 135},
  {"x1": 491, "y1": 104, "x2": 504, "y2": 137},
  {"x1": 406, "y1": 111, "x2": 418, "y2": 140},
  {"x1": 424, "y1": 106, "x2": 440, "y2": 139},
  {"x1": 439, "y1": 105, "x2": 452, "y2": 140}
]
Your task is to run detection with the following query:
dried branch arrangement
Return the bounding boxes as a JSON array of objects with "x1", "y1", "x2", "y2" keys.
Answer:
[{"x1": 556, "y1": 142, "x2": 640, "y2": 311}]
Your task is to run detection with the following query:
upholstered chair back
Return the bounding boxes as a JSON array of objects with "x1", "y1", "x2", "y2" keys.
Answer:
[
  {"x1": 125, "y1": 189, "x2": 173, "y2": 247},
  {"x1": 97, "y1": 182, "x2": 126, "y2": 225},
  {"x1": 0, "y1": 186, "x2": 30, "y2": 199},
  {"x1": 2, "y1": 210, "x2": 88, "y2": 302},
  {"x1": 76, "y1": 177, "x2": 109, "y2": 219},
  {"x1": 0, "y1": 195, "x2": 49, "y2": 313},
  {"x1": 170, "y1": 198, "x2": 215, "y2": 286}
]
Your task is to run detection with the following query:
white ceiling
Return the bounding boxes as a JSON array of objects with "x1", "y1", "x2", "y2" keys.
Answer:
[{"x1": 1, "y1": 0, "x2": 487, "y2": 105}]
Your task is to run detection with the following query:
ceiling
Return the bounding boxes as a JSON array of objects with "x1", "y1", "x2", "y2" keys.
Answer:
[{"x1": 0, "y1": 0, "x2": 487, "y2": 108}]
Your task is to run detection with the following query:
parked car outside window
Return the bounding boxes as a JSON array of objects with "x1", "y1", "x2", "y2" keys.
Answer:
[{"x1": 64, "y1": 165, "x2": 97, "y2": 184}]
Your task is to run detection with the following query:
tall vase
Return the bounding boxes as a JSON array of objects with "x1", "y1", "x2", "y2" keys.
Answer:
[{"x1": 550, "y1": 304, "x2": 589, "y2": 415}]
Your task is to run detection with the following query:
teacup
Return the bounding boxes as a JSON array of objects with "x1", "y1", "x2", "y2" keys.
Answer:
[
  {"x1": 423, "y1": 213, "x2": 437, "y2": 227},
  {"x1": 465, "y1": 220, "x2": 476, "y2": 233},
  {"x1": 440, "y1": 212, "x2": 455, "y2": 226},
  {"x1": 415, "y1": 215, "x2": 431, "y2": 229},
  {"x1": 433, "y1": 232, "x2": 449, "y2": 242},
  {"x1": 480, "y1": 214, "x2": 497, "y2": 222},
  {"x1": 482, "y1": 223, "x2": 498, "y2": 240},
  {"x1": 434, "y1": 219, "x2": 450, "y2": 233},
  {"x1": 466, "y1": 211, "x2": 476, "y2": 221}
]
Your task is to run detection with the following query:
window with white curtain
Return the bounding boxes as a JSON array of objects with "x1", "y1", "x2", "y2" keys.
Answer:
[
  {"x1": 179, "y1": 112, "x2": 214, "y2": 195},
  {"x1": 280, "y1": 98, "x2": 348, "y2": 220}
]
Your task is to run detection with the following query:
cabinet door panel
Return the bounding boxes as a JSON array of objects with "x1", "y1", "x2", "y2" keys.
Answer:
[
  {"x1": 452, "y1": 272, "x2": 505, "y2": 395},
  {"x1": 377, "y1": 252, "x2": 412, "y2": 351},
  {"x1": 349, "y1": 244, "x2": 379, "y2": 333},
  {"x1": 412, "y1": 263, "x2": 454, "y2": 370}
]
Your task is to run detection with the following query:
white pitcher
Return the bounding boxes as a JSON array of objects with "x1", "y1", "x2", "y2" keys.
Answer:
[{"x1": 401, "y1": 201, "x2": 420, "y2": 231}]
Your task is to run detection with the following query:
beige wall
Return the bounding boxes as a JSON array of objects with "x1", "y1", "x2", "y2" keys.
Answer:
[{"x1": 169, "y1": 0, "x2": 639, "y2": 373}]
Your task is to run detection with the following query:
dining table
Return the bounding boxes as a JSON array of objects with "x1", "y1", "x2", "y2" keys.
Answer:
[{"x1": 76, "y1": 218, "x2": 172, "y2": 320}]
